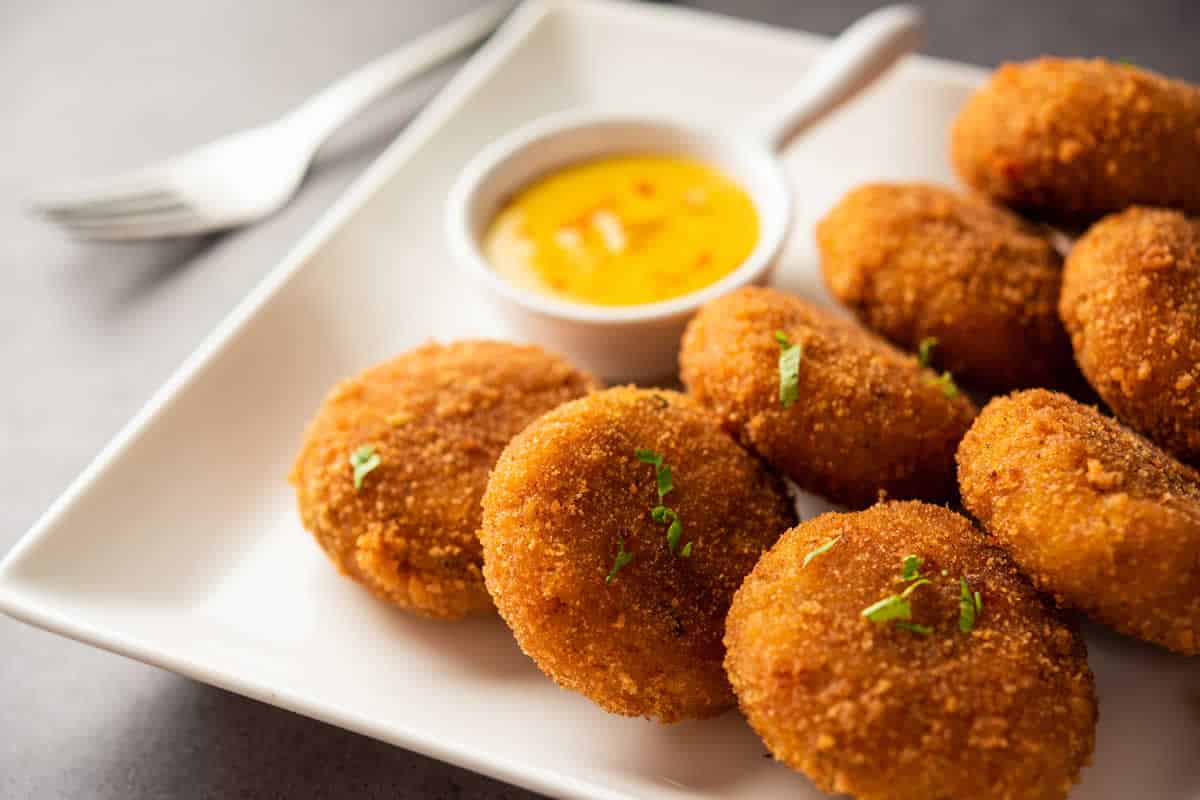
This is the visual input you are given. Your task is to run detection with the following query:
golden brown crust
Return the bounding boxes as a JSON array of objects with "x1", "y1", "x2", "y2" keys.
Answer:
[
  {"x1": 957, "y1": 389, "x2": 1200, "y2": 654},
  {"x1": 817, "y1": 182, "x2": 1073, "y2": 390},
  {"x1": 479, "y1": 387, "x2": 796, "y2": 722},
  {"x1": 679, "y1": 286, "x2": 978, "y2": 508},
  {"x1": 951, "y1": 58, "x2": 1200, "y2": 223},
  {"x1": 1060, "y1": 206, "x2": 1200, "y2": 463},
  {"x1": 289, "y1": 340, "x2": 598, "y2": 619},
  {"x1": 725, "y1": 501, "x2": 1097, "y2": 800}
]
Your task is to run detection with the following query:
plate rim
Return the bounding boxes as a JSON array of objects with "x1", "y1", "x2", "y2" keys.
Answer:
[{"x1": 0, "y1": 1, "x2": 990, "y2": 797}]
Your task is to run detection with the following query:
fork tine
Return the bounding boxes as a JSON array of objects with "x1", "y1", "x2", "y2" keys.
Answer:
[
  {"x1": 43, "y1": 191, "x2": 189, "y2": 220},
  {"x1": 35, "y1": 187, "x2": 184, "y2": 219},
  {"x1": 31, "y1": 169, "x2": 172, "y2": 214},
  {"x1": 56, "y1": 208, "x2": 210, "y2": 240}
]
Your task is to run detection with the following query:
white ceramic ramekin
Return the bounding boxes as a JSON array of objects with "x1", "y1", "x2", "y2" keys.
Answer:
[{"x1": 447, "y1": 5, "x2": 923, "y2": 381}]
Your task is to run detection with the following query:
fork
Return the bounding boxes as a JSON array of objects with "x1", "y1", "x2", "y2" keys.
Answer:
[{"x1": 32, "y1": 1, "x2": 513, "y2": 241}]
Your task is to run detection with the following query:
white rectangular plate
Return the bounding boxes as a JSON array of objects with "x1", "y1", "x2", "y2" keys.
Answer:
[{"x1": 2, "y1": 1, "x2": 1197, "y2": 798}]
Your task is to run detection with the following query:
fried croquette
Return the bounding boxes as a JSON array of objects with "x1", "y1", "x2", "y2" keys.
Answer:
[
  {"x1": 958, "y1": 389, "x2": 1200, "y2": 654},
  {"x1": 479, "y1": 387, "x2": 796, "y2": 722},
  {"x1": 817, "y1": 183, "x2": 1073, "y2": 391},
  {"x1": 951, "y1": 58, "x2": 1200, "y2": 223},
  {"x1": 679, "y1": 286, "x2": 978, "y2": 508},
  {"x1": 725, "y1": 501, "x2": 1097, "y2": 800},
  {"x1": 289, "y1": 340, "x2": 598, "y2": 619},
  {"x1": 1060, "y1": 206, "x2": 1200, "y2": 463}
]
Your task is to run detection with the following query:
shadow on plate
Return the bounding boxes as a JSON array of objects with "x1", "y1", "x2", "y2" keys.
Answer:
[{"x1": 373, "y1": 602, "x2": 543, "y2": 684}]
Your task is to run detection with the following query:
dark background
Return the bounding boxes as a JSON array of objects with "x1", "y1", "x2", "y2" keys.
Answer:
[{"x1": 1, "y1": 1, "x2": 1196, "y2": 798}]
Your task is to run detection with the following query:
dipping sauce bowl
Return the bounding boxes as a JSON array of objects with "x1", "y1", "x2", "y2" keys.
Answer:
[{"x1": 447, "y1": 5, "x2": 923, "y2": 380}]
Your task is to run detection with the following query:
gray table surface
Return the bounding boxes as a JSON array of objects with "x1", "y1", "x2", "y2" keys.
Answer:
[{"x1": 2, "y1": 1, "x2": 1196, "y2": 798}]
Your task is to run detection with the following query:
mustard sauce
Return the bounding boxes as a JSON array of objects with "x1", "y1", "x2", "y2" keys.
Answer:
[{"x1": 482, "y1": 155, "x2": 758, "y2": 306}]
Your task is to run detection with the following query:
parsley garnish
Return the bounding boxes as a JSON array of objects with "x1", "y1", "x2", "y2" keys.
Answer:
[
  {"x1": 349, "y1": 445, "x2": 380, "y2": 490},
  {"x1": 803, "y1": 536, "x2": 841, "y2": 568},
  {"x1": 636, "y1": 448, "x2": 670, "y2": 496},
  {"x1": 656, "y1": 463, "x2": 674, "y2": 497},
  {"x1": 606, "y1": 536, "x2": 634, "y2": 584},
  {"x1": 861, "y1": 594, "x2": 912, "y2": 623},
  {"x1": 652, "y1": 506, "x2": 684, "y2": 553},
  {"x1": 926, "y1": 370, "x2": 960, "y2": 399},
  {"x1": 635, "y1": 448, "x2": 660, "y2": 465},
  {"x1": 774, "y1": 330, "x2": 801, "y2": 408},
  {"x1": 637, "y1": 449, "x2": 691, "y2": 556},
  {"x1": 862, "y1": 556, "x2": 932, "y2": 632},
  {"x1": 916, "y1": 339, "x2": 959, "y2": 398},
  {"x1": 861, "y1": 556, "x2": 982, "y2": 636},
  {"x1": 959, "y1": 577, "x2": 982, "y2": 632},
  {"x1": 917, "y1": 337, "x2": 938, "y2": 369}
]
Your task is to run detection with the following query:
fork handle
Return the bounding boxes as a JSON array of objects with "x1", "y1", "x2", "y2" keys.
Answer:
[{"x1": 281, "y1": 1, "x2": 513, "y2": 149}]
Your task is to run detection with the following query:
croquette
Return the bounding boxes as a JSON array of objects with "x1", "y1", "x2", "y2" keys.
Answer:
[
  {"x1": 951, "y1": 58, "x2": 1200, "y2": 223},
  {"x1": 289, "y1": 340, "x2": 598, "y2": 619},
  {"x1": 479, "y1": 387, "x2": 796, "y2": 722},
  {"x1": 817, "y1": 183, "x2": 1073, "y2": 390},
  {"x1": 958, "y1": 389, "x2": 1200, "y2": 654},
  {"x1": 725, "y1": 501, "x2": 1097, "y2": 800},
  {"x1": 1060, "y1": 206, "x2": 1200, "y2": 463},
  {"x1": 679, "y1": 286, "x2": 978, "y2": 508}
]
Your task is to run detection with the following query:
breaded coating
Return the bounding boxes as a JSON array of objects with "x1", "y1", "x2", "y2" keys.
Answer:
[
  {"x1": 951, "y1": 58, "x2": 1200, "y2": 223},
  {"x1": 289, "y1": 340, "x2": 598, "y2": 619},
  {"x1": 958, "y1": 389, "x2": 1200, "y2": 654},
  {"x1": 480, "y1": 387, "x2": 795, "y2": 722},
  {"x1": 1060, "y1": 206, "x2": 1200, "y2": 463},
  {"x1": 725, "y1": 501, "x2": 1097, "y2": 800},
  {"x1": 679, "y1": 287, "x2": 977, "y2": 508},
  {"x1": 817, "y1": 183, "x2": 1073, "y2": 391}
]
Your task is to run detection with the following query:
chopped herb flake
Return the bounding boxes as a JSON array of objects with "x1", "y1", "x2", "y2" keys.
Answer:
[
  {"x1": 926, "y1": 370, "x2": 960, "y2": 399},
  {"x1": 635, "y1": 448, "x2": 662, "y2": 467},
  {"x1": 803, "y1": 536, "x2": 841, "y2": 568},
  {"x1": 655, "y1": 463, "x2": 674, "y2": 499},
  {"x1": 638, "y1": 449, "x2": 690, "y2": 556},
  {"x1": 895, "y1": 621, "x2": 933, "y2": 636},
  {"x1": 667, "y1": 517, "x2": 683, "y2": 554},
  {"x1": 349, "y1": 445, "x2": 380, "y2": 490},
  {"x1": 650, "y1": 507, "x2": 685, "y2": 554},
  {"x1": 959, "y1": 577, "x2": 979, "y2": 632},
  {"x1": 901, "y1": 554, "x2": 924, "y2": 581},
  {"x1": 775, "y1": 330, "x2": 802, "y2": 408},
  {"x1": 862, "y1": 594, "x2": 912, "y2": 623},
  {"x1": 917, "y1": 337, "x2": 939, "y2": 369},
  {"x1": 901, "y1": 577, "x2": 931, "y2": 598},
  {"x1": 637, "y1": 449, "x2": 674, "y2": 502},
  {"x1": 606, "y1": 537, "x2": 634, "y2": 584}
]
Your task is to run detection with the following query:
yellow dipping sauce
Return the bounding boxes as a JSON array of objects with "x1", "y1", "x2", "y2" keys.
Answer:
[{"x1": 482, "y1": 155, "x2": 758, "y2": 306}]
